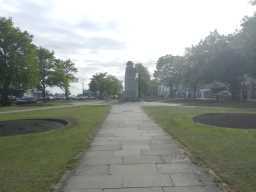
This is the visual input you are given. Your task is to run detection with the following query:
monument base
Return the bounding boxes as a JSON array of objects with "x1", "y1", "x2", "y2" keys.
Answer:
[{"x1": 119, "y1": 95, "x2": 139, "y2": 102}]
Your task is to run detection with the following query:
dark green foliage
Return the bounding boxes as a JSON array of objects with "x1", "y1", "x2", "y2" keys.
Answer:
[
  {"x1": 154, "y1": 55, "x2": 186, "y2": 97},
  {"x1": 50, "y1": 59, "x2": 78, "y2": 99},
  {"x1": 135, "y1": 63, "x2": 151, "y2": 98},
  {"x1": 37, "y1": 47, "x2": 55, "y2": 99},
  {"x1": 0, "y1": 17, "x2": 78, "y2": 104},
  {"x1": 155, "y1": 23, "x2": 256, "y2": 101},
  {"x1": 0, "y1": 17, "x2": 39, "y2": 105},
  {"x1": 153, "y1": 1, "x2": 256, "y2": 100},
  {"x1": 89, "y1": 73, "x2": 122, "y2": 98}
]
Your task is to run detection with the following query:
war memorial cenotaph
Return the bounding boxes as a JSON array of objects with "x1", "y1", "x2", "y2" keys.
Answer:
[{"x1": 124, "y1": 61, "x2": 139, "y2": 101}]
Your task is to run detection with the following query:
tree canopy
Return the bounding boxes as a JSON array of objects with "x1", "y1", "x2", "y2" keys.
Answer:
[
  {"x1": 154, "y1": 55, "x2": 185, "y2": 97},
  {"x1": 89, "y1": 73, "x2": 122, "y2": 98},
  {"x1": 0, "y1": 17, "x2": 38, "y2": 105},
  {"x1": 37, "y1": 47, "x2": 55, "y2": 99},
  {"x1": 135, "y1": 63, "x2": 151, "y2": 98},
  {"x1": 152, "y1": 2, "x2": 256, "y2": 101},
  {"x1": 154, "y1": 17, "x2": 256, "y2": 100},
  {"x1": 50, "y1": 59, "x2": 77, "y2": 99},
  {"x1": 0, "y1": 17, "x2": 78, "y2": 104}
]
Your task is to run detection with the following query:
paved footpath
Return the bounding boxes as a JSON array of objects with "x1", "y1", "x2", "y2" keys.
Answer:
[{"x1": 63, "y1": 103, "x2": 221, "y2": 192}]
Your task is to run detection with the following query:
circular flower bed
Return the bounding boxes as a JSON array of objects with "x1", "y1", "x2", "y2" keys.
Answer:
[
  {"x1": 193, "y1": 113, "x2": 256, "y2": 129},
  {"x1": 0, "y1": 119, "x2": 68, "y2": 136}
]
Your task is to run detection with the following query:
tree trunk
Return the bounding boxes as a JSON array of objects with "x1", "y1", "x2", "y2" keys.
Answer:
[
  {"x1": 1, "y1": 92, "x2": 9, "y2": 106},
  {"x1": 42, "y1": 83, "x2": 46, "y2": 101},
  {"x1": 193, "y1": 85, "x2": 197, "y2": 99},
  {"x1": 1, "y1": 55, "x2": 11, "y2": 106},
  {"x1": 64, "y1": 87, "x2": 69, "y2": 100},
  {"x1": 1, "y1": 82, "x2": 10, "y2": 106},
  {"x1": 169, "y1": 84, "x2": 174, "y2": 98}
]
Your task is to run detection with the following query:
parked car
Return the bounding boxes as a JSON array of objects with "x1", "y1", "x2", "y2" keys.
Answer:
[{"x1": 16, "y1": 96, "x2": 37, "y2": 105}]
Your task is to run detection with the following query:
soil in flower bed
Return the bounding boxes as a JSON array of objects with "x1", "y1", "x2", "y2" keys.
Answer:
[
  {"x1": 193, "y1": 113, "x2": 256, "y2": 129},
  {"x1": 0, "y1": 119, "x2": 68, "y2": 136}
]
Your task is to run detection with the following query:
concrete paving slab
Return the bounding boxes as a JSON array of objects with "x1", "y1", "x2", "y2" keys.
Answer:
[
  {"x1": 141, "y1": 148, "x2": 182, "y2": 156},
  {"x1": 170, "y1": 173, "x2": 202, "y2": 187},
  {"x1": 123, "y1": 155, "x2": 163, "y2": 164},
  {"x1": 82, "y1": 156, "x2": 122, "y2": 165},
  {"x1": 110, "y1": 164, "x2": 158, "y2": 175},
  {"x1": 90, "y1": 144, "x2": 122, "y2": 151},
  {"x1": 62, "y1": 103, "x2": 221, "y2": 192},
  {"x1": 160, "y1": 154, "x2": 190, "y2": 163},
  {"x1": 65, "y1": 189, "x2": 103, "y2": 192},
  {"x1": 65, "y1": 175, "x2": 123, "y2": 190},
  {"x1": 104, "y1": 187, "x2": 163, "y2": 192},
  {"x1": 163, "y1": 186, "x2": 207, "y2": 192},
  {"x1": 156, "y1": 163, "x2": 196, "y2": 174},
  {"x1": 123, "y1": 175, "x2": 174, "y2": 188},
  {"x1": 74, "y1": 165, "x2": 109, "y2": 176}
]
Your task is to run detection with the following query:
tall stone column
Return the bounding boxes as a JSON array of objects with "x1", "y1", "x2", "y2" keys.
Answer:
[{"x1": 124, "y1": 61, "x2": 138, "y2": 101}]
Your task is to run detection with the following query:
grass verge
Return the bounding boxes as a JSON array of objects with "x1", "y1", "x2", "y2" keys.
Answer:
[
  {"x1": 0, "y1": 100, "x2": 75, "y2": 112},
  {"x1": 0, "y1": 105, "x2": 109, "y2": 192},
  {"x1": 144, "y1": 105, "x2": 256, "y2": 192}
]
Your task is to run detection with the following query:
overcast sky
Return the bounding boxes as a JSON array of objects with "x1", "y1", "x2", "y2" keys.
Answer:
[{"x1": 0, "y1": 0, "x2": 254, "y2": 95}]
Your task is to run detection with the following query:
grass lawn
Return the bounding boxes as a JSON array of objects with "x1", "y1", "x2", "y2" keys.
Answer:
[
  {"x1": 0, "y1": 100, "x2": 75, "y2": 112},
  {"x1": 144, "y1": 105, "x2": 256, "y2": 192},
  {"x1": 0, "y1": 105, "x2": 109, "y2": 192},
  {"x1": 163, "y1": 99, "x2": 256, "y2": 109}
]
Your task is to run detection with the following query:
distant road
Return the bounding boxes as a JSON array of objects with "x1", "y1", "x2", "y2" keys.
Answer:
[{"x1": 0, "y1": 101, "x2": 108, "y2": 114}]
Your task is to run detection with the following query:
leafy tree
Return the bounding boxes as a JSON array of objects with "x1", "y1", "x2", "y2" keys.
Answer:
[
  {"x1": 184, "y1": 31, "x2": 245, "y2": 100},
  {"x1": 89, "y1": 73, "x2": 122, "y2": 98},
  {"x1": 104, "y1": 75, "x2": 123, "y2": 97},
  {"x1": 237, "y1": 15, "x2": 256, "y2": 76},
  {"x1": 250, "y1": 0, "x2": 256, "y2": 5},
  {"x1": 37, "y1": 47, "x2": 55, "y2": 100},
  {"x1": 0, "y1": 17, "x2": 38, "y2": 105},
  {"x1": 203, "y1": 32, "x2": 245, "y2": 100},
  {"x1": 89, "y1": 73, "x2": 107, "y2": 98},
  {"x1": 154, "y1": 30, "x2": 246, "y2": 100},
  {"x1": 135, "y1": 63, "x2": 151, "y2": 98},
  {"x1": 51, "y1": 59, "x2": 77, "y2": 99},
  {"x1": 148, "y1": 79, "x2": 160, "y2": 97},
  {"x1": 208, "y1": 46, "x2": 244, "y2": 100},
  {"x1": 154, "y1": 55, "x2": 185, "y2": 97},
  {"x1": 184, "y1": 31, "x2": 225, "y2": 97}
]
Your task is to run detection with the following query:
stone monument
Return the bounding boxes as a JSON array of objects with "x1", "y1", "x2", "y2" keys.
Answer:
[{"x1": 124, "y1": 61, "x2": 138, "y2": 101}]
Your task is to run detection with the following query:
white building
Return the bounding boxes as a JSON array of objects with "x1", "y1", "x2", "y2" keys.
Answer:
[
  {"x1": 157, "y1": 84, "x2": 170, "y2": 98},
  {"x1": 243, "y1": 76, "x2": 256, "y2": 101}
]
